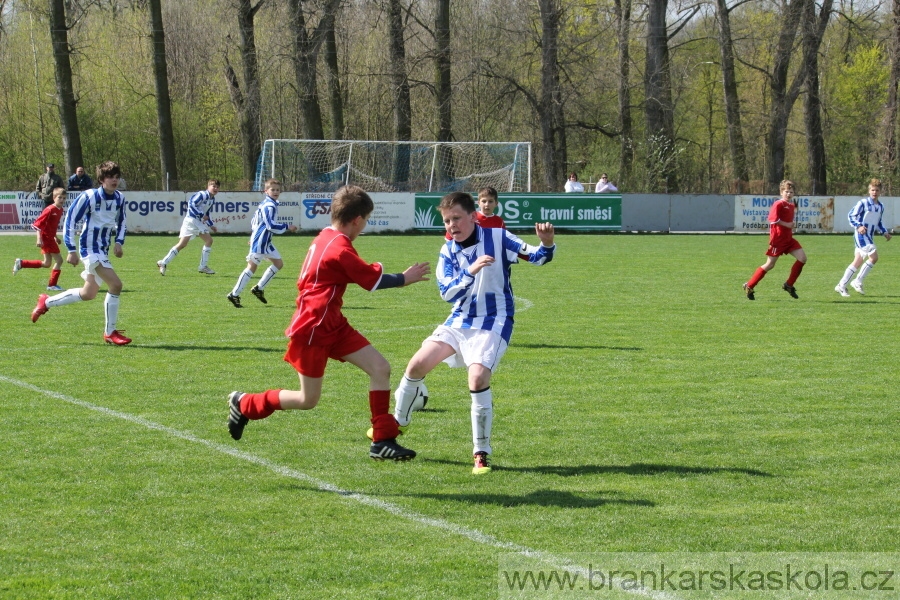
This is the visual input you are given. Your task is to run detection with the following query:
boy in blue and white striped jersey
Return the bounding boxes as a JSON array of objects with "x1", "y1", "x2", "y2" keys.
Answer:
[
  {"x1": 227, "y1": 178, "x2": 297, "y2": 307},
  {"x1": 31, "y1": 161, "x2": 132, "y2": 345},
  {"x1": 157, "y1": 179, "x2": 220, "y2": 275},
  {"x1": 835, "y1": 178, "x2": 892, "y2": 297},
  {"x1": 392, "y1": 191, "x2": 556, "y2": 475}
]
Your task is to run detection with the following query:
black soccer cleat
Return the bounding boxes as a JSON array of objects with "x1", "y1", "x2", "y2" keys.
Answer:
[
  {"x1": 250, "y1": 286, "x2": 267, "y2": 304},
  {"x1": 782, "y1": 282, "x2": 798, "y2": 299},
  {"x1": 369, "y1": 438, "x2": 416, "y2": 461},
  {"x1": 227, "y1": 391, "x2": 249, "y2": 440},
  {"x1": 227, "y1": 293, "x2": 243, "y2": 308},
  {"x1": 742, "y1": 283, "x2": 755, "y2": 301}
]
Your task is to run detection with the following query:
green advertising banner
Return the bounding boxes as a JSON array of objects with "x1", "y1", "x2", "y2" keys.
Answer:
[{"x1": 414, "y1": 193, "x2": 622, "y2": 231}]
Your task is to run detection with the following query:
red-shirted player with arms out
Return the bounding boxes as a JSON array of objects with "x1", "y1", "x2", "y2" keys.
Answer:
[
  {"x1": 226, "y1": 185, "x2": 430, "y2": 461},
  {"x1": 743, "y1": 179, "x2": 807, "y2": 300}
]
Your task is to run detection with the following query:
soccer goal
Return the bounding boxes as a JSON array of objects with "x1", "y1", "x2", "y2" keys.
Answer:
[{"x1": 253, "y1": 140, "x2": 531, "y2": 193}]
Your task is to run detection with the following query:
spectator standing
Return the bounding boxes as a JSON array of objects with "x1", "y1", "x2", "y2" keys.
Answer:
[
  {"x1": 36, "y1": 164, "x2": 64, "y2": 205},
  {"x1": 67, "y1": 166, "x2": 93, "y2": 192},
  {"x1": 564, "y1": 172, "x2": 584, "y2": 193},
  {"x1": 595, "y1": 174, "x2": 618, "y2": 193}
]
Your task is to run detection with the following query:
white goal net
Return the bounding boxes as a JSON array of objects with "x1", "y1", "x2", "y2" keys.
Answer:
[{"x1": 254, "y1": 140, "x2": 531, "y2": 193}]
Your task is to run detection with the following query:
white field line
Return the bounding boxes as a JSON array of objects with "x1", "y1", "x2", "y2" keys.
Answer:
[{"x1": 0, "y1": 374, "x2": 676, "y2": 600}]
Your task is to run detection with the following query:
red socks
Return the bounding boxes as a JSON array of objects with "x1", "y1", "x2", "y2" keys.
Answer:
[
  {"x1": 747, "y1": 267, "x2": 766, "y2": 289},
  {"x1": 369, "y1": 390, "x2": 399, "y2": 442},
  {"x1": 239, "y1": 389, "x2": 282, "y2": 420},
  {"x1": 787, "y1": 260, "x2": 804, "y2": 285},
  {"x1": 49, "y1": 269, "x2": 61, "y2": 286},
  {"x1": 21, "y1": 260, "x2": 42, "y2": 268}
]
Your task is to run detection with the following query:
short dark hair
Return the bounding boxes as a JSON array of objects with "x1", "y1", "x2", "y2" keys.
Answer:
[
  {"x1": 207, "y1": 178, "x2": 221, "y2": 187},
  {"x1": 477, "y1": 186, "x2": 498, "y2": 201},
  {"x1": 331, "y1": 185, "x2": 374, "y2": 224},
  {"x1": 439, "y1": 191, "x2": 476, "y2": 214},
  {"x1": 96, "y1": 161, "x2": 121, "y2": 181}
]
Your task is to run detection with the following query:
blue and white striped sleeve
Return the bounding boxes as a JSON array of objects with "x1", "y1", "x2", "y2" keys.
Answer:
[
  {"x1": 114, "y1": 193, "x2": 127, "y2": 245},
  {"x1": 437, "y1": 244, "x2": 475, "y2": 303},
  {"x1": 63, "y1": 192, "x2": 90, "y2": 252},
  {"x1": 504, "y1": 230, "x2": 554, "y2": 265},
  {"x1": 848, "y1": 201, "x2": 864, "y2": 228},
  {"x1": 264, "y1": 204, "x2": 289, "y2": 234}
]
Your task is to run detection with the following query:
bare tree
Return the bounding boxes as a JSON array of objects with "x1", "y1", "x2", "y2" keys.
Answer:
[
  {"x1": 286, "y1": 0, "x2": 341, "y2": 140},
  {"x1": 885, "y1": 0, "x2": 900, "y2": 172},
  {"x1": 224, "y1": 0, "x2": 265, "y2": 183},
  {"x1": 148, "y1": 0, "x2": 178, "y2": 189},
  {"x1": 644, "y1": 0, "x2": 678, "y2": 192},
  {"x1": 48, "y1": 0, "x2": 83, "y2": 176},
  {"x1": 322, "y1": 11, "x2": 344, "y2": 140},
  {"x1": 765, "y1": 0, "x2": 806, "y2": 193},
  {"x1": 803, "y1": 0, "x2": 832, "y2": 194},
  {"x1": 538, "y1": 0, "x2": 566, "y2": 191},
  {"x1": 434, "y1": 0, "x2": 453, "y2": 186},
  {"x1": 388, "y1": 0, "x2": 411, "y2": 185},
  {"x1": 714, "y1": 0, "x2": 749, "y2": 191},
  {"x1": 614, "y1": 0, "x2": 634, "y2": 189}
]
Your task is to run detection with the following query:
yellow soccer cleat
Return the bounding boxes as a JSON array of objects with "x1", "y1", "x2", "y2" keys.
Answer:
[{"x1": 472, "y1": 452, "x2": 491, "y2": 475}]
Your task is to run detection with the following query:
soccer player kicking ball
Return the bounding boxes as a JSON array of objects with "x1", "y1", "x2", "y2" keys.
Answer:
[
  {"x1": 742, "y1": 179, "x2": 806, "y2": 300},
  {"x1": 392, "y1": 192, "x2": 556, "y2": 475},
  {"x1": 227, "y1": 185, "x2": 430, "y2": 461},
  {"x1": 31, "y1": 161, "x2": 131, "y2": 345},
  {"x1": 157, "y1": 178, "x2": 220, "y2": 275}
]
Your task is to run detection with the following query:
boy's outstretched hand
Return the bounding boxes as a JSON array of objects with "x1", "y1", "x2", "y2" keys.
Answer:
[
  {"x1": 402, "y1": 262, "x2": 430, "y2": 285},
  {"x1": 535, "y1": 222, "x2": 555, "y2": 246}
]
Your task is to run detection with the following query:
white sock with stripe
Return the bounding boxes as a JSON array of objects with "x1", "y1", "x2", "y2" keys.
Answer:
[
  {"x1": 257, "y1": 265, "x2": 279, "y2": 290},
  {"x1": 104, "y1": 293, "x2": 120, "y2": 335},
  {"x1": 232, "y1": 269, "x2": 253, "y2": 296},
  {"x1": 46, "y1": 288, "x2": 83, "y2": 308},
  {"x1": 471, "y1": 387, "x2": 493, "y2": 455}
]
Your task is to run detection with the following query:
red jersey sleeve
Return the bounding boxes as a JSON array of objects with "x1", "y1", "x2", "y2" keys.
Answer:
[
  {"x1": 337, "y1": 245, "x2": 383, "y2": 291},
  {"x1": 32, "y1": 205, "x2": 62, "y2": 236}
]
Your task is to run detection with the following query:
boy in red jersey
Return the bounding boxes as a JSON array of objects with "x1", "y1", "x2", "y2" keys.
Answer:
[
  {"x1": 227, "y1": 185, "x2": 430, "y2": 461},
  {"x1": 445, "y1": 186, "x2": 505, "y2": 240},
  {"x1": 13, "y1": 186, "x2": 66, "y2": 290},
  {"x1": 742, "y1": 179, "x2": 807, "y2": 300}
]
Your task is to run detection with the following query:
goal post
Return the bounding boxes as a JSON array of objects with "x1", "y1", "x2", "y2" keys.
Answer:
[{"x1": 254, "y1": 140, "x2": 531, "y2": 193}]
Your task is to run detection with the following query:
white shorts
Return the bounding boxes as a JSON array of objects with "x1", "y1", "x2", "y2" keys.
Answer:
[
  {"x1": 179, "y1": 216, "x2": 212, "y2": 239},
  {"x1": 80, "y1": 252, "x2": 113, "y2": 281},
  {"x1": 855, "y1": 243, "x2": 877, "y2": 257},
  {"x1": 426, "y1": 325, "x2": 508, "y2": 371},
  {"x1": 245, "y1": 249, "x2": 282, "y2": 265}
]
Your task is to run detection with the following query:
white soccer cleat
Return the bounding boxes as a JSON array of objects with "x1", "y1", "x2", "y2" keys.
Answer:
[
  {"x1": 13, "y1": 258, "x2": 22, "y2": 275},
  {"x1": 156, "y1": 260, "x2": 166, "y2": 276},
  {"x1": 850, "y1": 280, "x2": 864, "y2": 295},
  {"x1": 198, "y1": 266, "x2": 216, "y2": 274},
  {"x1": 834, "y1": 285, "x2": 850, "y2": 297}
]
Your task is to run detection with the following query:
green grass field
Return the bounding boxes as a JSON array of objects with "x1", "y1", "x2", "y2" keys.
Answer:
[{"x1": 1, "y1": 232, "x2": 897, "y2": 599}]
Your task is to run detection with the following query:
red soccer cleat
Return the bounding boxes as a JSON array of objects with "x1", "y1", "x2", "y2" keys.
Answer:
[
  {"x1": 104, "y1": 330, "x2": 132, "y2": 345},
  {"x1": 31, "y1": 294, "x2": 49, "y2": 323}
]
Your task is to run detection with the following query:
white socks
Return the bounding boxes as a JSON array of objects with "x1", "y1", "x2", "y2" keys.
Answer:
[
  {"x1": 200, "y1": 245, "x2": 212, "y2": 268},
  {"x1": 856, "y1": 261, "x2": 874, "y2": 283},
  {"x1": 471, "y1": 387, "x2": 493, "y2": 455},
  {"x1": 104, "y1": 293, "x2": 120, "y2": 335},
  {"x1": 232, "y1": 269, "x2": 253, "y2": 296},
  {"x1": 46, "y1": 288, "x2": 83, "y2": 308},
  {"x1": 161, "y1": 247, "x2": 178, "y2": 265},
  {"x1": 257, "y1": 265, "x2": 279, "y2": 290},
  {"x1": 838, "y1": 265, "x2": 856, "y2": 288},
  {"x1": 394, "y1": 376, "x2": 424, "y2": 426}
]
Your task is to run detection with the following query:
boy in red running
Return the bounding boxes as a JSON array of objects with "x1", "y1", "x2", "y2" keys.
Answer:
[
  {"x1": 743, "y1": 179, "x2": 806, "y2": 300},
  {"x1": 13, "y1": 186, "x2": 66, "y2": 290},
  {"x1": 226, "y1": 185, "x2": 430, "y2": 461}
]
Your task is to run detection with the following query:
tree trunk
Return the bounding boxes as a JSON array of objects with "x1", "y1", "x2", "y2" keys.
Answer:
[
  {"x1": 148, "y1": 0, "x2": 178, "y2": 190},
  {"x1": 885, "y1": 0, "x2": 900, "y2": 172},
  {"x1": 613, "y1": 0, "x2": 633, "y2": 189},
  {"x1": 323, "y1": 13, "x2": 344, "y2": 140},
  {"x1": 644, "y1": 0, "x2": 678, "y2": 192},
  {"x1": 48, "y1": 0, "x2": 83, "y2": 176},
  {"x1": 224, "y1": 0, "x2": 264, "y2": 184},
  {"x1": 388, "y1": 0, "x2": 411, "y2": 186},
  {"x1": 287, "y1": 0, "x2": 340, "y2": 140},
  {"x1": 765, "y1": 0, "x2": 806, "y2": 193},
  {"x1": 434, "y1": 0, "x2": 453, "y2": 187},
  {"x1": 803, "y1": 0, "x2": 832, "y2": 194},
  {"x1": 538, "y1": 0, "x2": 566, "y2": 192},
  {"x1": 714, "y1": 0, "x2": 749, "y2": 192}
]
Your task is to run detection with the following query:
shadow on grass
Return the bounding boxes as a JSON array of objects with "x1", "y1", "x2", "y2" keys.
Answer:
[
  {"x1": 132, "y1": 343, "x2": 283, "y2": 352},
  {"x1": 517, "y1": 343, "x2": 642, "y2": 351},
  {"x1": 515, "y1": 462, "x2": 773, "y2": 478},
  {"x1": 384, "y1": 486, "x2": 654, "y2": 508}
]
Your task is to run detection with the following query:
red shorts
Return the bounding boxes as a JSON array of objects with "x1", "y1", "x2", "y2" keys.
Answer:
[
  {"x1": 766, "y1": 238, "x2": 802, "y2": 257},
  {"x1": 40, "y1": 237, "x2": 60, "y2": 255},
  {"x1": 283, "y1": 324, "x2": 370, "y2": 378}
]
